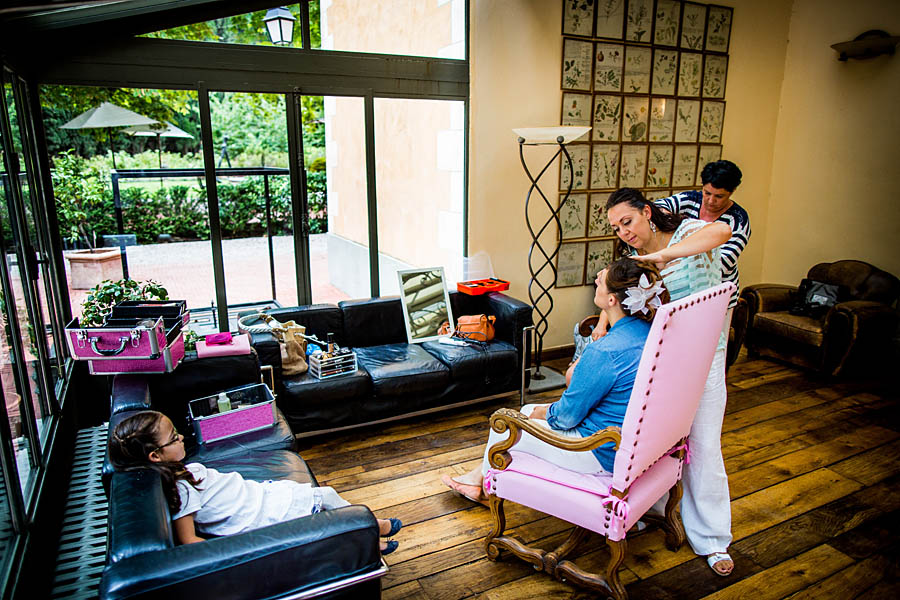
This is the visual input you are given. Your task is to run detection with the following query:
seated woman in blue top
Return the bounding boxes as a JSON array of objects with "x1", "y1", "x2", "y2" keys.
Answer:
[{"x1": 441, "y1": 258, "x2": 669, "y2": 503}]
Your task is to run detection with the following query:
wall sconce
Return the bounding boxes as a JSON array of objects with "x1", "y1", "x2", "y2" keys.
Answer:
[{"x1": 831, "y1": 30, "x2": 899, "y2": 61}]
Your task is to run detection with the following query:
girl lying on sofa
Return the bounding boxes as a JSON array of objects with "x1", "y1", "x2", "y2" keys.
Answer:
[{"x1": 109, "y1": 410, "x2": 403, "y2": 554}]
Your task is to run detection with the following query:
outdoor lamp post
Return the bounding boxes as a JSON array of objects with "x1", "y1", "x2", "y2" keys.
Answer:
[{"x1": 264, "y1": 7, "x2": 296, "y2": 46}]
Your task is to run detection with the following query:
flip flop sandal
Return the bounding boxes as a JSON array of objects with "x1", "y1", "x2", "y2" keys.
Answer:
[
  {"x1": 441, "y1": 474, "x2": 489, "y2": 506},
  {"x1": 707, "y1": 552, "x2": 734, "y2": 576},
  {"x1": 382, "y1": 518, "x2": 403, "y2": 537}
]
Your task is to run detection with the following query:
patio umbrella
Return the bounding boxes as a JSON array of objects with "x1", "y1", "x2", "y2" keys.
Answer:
[
  {"x1": 60, "y1": 102, "x2": 157, "y2": 169},
  {"x1": 123, "y1": 121, "x2": 193, "y2": 169}
]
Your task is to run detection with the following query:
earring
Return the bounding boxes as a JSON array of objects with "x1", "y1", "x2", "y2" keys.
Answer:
[{"x1": 649, "y1": 220, "x2": 657, "y2": 233}]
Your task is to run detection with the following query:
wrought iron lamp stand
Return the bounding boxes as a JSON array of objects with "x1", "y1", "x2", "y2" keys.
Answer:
[{"x1": 515, "y1": 126, "x2": 590, "y2": 384}]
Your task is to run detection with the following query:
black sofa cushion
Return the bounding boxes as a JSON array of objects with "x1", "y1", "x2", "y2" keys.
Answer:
[
  {"x1": 340, "y1": 297, "x2": 408, "y2": 348},
  {"x1": 205, "y1": 448, "x2": 317, "y2": 486},
  {"x1": 278, "y1": 368, "x2": 372, "y2": 433},
  {"x1": 355, "y1": 343, "x2": 449, "y2": 398},
  {"x1": 421, "y1": 339, "x2": 518, "y2": 382}
]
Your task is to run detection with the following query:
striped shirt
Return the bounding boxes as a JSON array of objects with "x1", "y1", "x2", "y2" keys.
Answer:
[
  {"x1": 654, "y1": 190, "x2": 751, "y2": 307},
  {"x1": 633, "y1": 218, "x2": 726, "y2": 351}
]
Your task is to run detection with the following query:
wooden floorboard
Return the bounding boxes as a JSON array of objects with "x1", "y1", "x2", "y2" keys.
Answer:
[{"x1": 298, "y1": 356, "x2": 899, "y2": 599}]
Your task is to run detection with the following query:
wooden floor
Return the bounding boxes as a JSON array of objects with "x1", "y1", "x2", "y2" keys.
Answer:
[{"x1": 296, "y1": 355, "x2": 900, "y2": 600}]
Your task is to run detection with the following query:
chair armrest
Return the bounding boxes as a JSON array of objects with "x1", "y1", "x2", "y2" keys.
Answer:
[
  {"x1": 486, "y1": 407, "x2": 621, "y2": 471},
  {"x1": 741, "y1": 284, "x2": 796, "y2": 317},
  {"x1": 822, "y1": 300, "x2": 900, "y2": 375},
  {"x1": 100, "y1": 505, "x2": 382, "y2": 600}
]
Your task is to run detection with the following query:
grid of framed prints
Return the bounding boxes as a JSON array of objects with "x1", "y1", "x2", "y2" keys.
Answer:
[{"x1": 558, "y1": 0, "x2": 731, "y2": 286}]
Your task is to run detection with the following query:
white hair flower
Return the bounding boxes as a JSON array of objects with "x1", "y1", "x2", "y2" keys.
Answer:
[{"x1": 622, "y1": 274, "x2": 665, "y2": 315}]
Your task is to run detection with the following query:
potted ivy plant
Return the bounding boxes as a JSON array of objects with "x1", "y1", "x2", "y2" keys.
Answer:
[
  {"x1": 53, "y1": 151, "x2": 123, "y2": 288},
  {"x1": 80, "y1": 278, "x2": 169, "y2": 327}
]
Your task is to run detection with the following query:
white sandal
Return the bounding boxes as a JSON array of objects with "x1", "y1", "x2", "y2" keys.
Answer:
[{"x1": 706, "y1": 552, "x2": 734, "y2": 576}]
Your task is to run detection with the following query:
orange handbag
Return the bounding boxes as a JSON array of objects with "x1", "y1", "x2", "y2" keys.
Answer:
[{"x1": 453, "y1": 314, "x2": 496, "y2": 342}]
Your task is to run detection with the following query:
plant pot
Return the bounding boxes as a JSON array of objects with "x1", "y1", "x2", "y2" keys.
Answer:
[{"x1": 65, "y1": 248, "x2": 124, "y2": 289}]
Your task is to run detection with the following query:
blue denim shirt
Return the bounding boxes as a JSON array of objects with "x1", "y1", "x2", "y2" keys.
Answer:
[{"x1": 546, "y1": 315, "x2": 650, "y2": 471}]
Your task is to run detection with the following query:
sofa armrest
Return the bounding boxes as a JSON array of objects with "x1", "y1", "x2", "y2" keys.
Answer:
[
  {"x1": 110, "y1": 375, "x2": 151, "y2": 416},
  {"x1": 107, "y1": 470, "x2": 174, "y2": 564},
  {"x1": 484, "y1": 292, "x2": 533, "y2": 354},
  {"x1": 100, "y1": 505, "x2": 382, "y2": 600},
  {"x1": 741, "y1": 284, "x2": 796, "y2": 318}
]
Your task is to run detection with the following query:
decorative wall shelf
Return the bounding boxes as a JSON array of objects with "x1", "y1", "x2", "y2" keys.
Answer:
[{"x1": 831, "y1": 30, "x2": 899, "y2": 61}]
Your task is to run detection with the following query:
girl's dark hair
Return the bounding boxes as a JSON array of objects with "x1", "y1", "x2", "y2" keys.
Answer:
[
  {"x1": 604, "y1": 258, "x2": 670, "y2": 323},
  {"x1": 109, "y1": 410, "x2": 201, "y2": 513},
  {"x1": 605, "y1": 188, "x2": 684, "y2": 258}
]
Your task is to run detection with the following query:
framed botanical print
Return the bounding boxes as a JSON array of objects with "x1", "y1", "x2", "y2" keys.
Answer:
[
  {"x1": 672, "y1": 144, "x2": 698, "y2": 187},
  {"x1": 595, "y1": 0, "x2": 625, "y2": 39},
  {"x1": 586, "y1": 240, "x2": 616, "y2": 284},
  {"x1": 562, "y1": 92, "x2": 593, "y2": 131},
  {"x1": 646, "y1": 145, "x2": 673, "y2": 188},
  {"x1": 619, "y1": 144, "x2": 648, "y2": 188},
  {"x1": 595, "y1": 43, "x2": 624, "y2": 92},
  {"x1": 624, "y1": 46, "x2": 651, "y2": 94},
  {"x1": 563, "y1": 0, "x2": 595, "y2": 37},
  {"x1": 562, "y1": 38, "x2": 594, "y2": 90},
  {"x1": 674, "y1": 98, "x2": 700, "y2": 142},
  {"x1": 705, "y1": 5, "x2": 733, "y2": 53},
  {"x1": 622, "y1": 96, "x2": 649, "y2": 142},
  {"x1": 644, "y1": 190, "x2": 673, "y2": 201},
  {"x1": 625, "y1": 0, "x2": 654, "y2": 43},
  {"x1": 588, "y1": 193, "x2": 615, "y2": 237},
  {"x1": 557, "y1": 242, "x2": 587, "y2": 288},
  {"x1": 592, "y1": 94, "x2": 622, "y2": 142},
  {"x1": 560, "y1": 144, "x2": 590, "y2": 191},
  {"x1": 702, "y1": 54, "x2": 728, "y2": 98},
  {"x1": 651, "y1": 49, "x2": 679, "y2": 95},
  {"x1": 654, "y1": 0, "x2": 681, "y2": 46},
  {"x1": 680, "y1": 2, "x2": 707, "y2": 50},
  {"x1": 678, "y1": 52, "x2": 703, "y2": 96},
  {"x1": 558, "y1": 193, "x2": 589, "y2": 240},
  {"x1": 649, "y1": 97, "x2": 675, "y2": 142},
  {"x1": 696, "y1": 145, "x2": 722, "y2": 185},
  {"x1": 699, "y1": 101, "x2": 725, "y2": 143},
  {"x1": 590, "y1": 144, "x2": 621, "y2": 189}
]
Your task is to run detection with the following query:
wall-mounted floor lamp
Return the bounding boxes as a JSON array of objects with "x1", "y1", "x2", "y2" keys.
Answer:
[{"x1": 514, "y1": 126, "x2": 590, "y2": 390}]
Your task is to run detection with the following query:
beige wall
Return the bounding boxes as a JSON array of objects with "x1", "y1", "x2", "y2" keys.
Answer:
[
  {"x1": 469, "y1": 0, "x2": 792, "y2": 349},
  {"x1": 762, "y1": 0, "x2": 900, "y2": 284}
]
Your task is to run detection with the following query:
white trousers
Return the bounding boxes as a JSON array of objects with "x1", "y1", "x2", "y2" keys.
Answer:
[
  {"x1": 481, "y1": 404, "x2": 607, "y2": 476},
  {"x1": 680, "y1": 307, "x2": 733, "y2": 555}
]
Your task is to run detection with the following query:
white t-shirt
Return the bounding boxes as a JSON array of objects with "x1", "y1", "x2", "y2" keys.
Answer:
[{"x1": 173, "y1": 463, "x2": 310, "y2": 536}]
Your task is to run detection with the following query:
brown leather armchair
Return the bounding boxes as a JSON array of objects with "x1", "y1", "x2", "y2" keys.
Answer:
[{"x1": 741, "y1": 260, "x2": 900, "y2": 376}]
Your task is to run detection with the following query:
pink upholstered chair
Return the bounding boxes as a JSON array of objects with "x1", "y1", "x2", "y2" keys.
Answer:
[{"x1": 483, "y1": 282, "x2": 734, "y2": 600}]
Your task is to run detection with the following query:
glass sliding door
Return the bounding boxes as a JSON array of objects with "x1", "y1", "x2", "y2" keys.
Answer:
[
  {"x1": 208, "y1": 91, "x2": 297, "y2": 312},
  {"x1": 308, "y1": 95, "x2": 369, "y2": 303},
  {"x1": 373, "y1": 98, "x2": 465, "y2": 296}
]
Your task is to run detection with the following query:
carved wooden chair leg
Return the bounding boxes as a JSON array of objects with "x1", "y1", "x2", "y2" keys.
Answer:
[
  {"x1": 548, "y1": 526, "x2": 590, "y2": 565},
  {"x1": 662, "y1": 479, "x2": 686, "y2": 551},
  {"x1": 484, "y1": 495, "x2": 507, "y2": 561},
  {"x1": 605, "y1": 537, "x2": 628, "y2": 600}
]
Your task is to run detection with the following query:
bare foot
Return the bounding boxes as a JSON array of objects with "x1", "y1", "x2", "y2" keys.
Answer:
[
  {"x1": 441, "y1": 474, "x2": 487, "y2": 504},
  {"x1": 707, "y1": 552, "x2": 734, "y2": 576}
]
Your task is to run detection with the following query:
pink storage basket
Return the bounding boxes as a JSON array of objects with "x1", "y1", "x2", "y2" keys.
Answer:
[{"x1": 188, "y1": 383, "x2": 276, "y2": 444}]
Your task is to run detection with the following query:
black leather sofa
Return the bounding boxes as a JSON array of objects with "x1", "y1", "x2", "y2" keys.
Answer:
[
  {"x1": 99, "y1": 352, "x2": 387, "y2": 600},
  {"x1": 245, "y1": 291, "x2": 532, "y2": 436}
]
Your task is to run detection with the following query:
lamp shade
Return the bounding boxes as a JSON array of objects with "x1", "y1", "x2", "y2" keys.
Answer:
[
  {"x1": 513, "y1": 126, "x2": 591, "y2": 145},
  {"x1": 264, "y1": 7, "x2": 296, "y2": 46}
]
